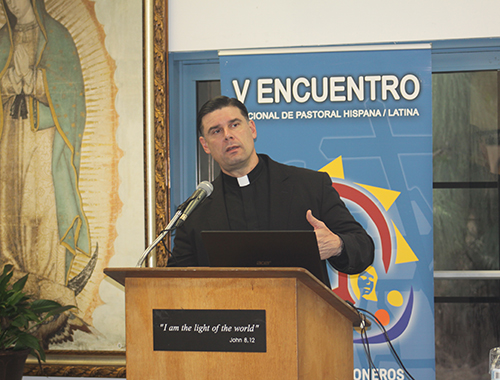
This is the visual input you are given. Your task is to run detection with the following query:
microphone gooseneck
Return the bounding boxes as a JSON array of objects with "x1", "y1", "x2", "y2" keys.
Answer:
[{"x1": 136, "y1": 181, "x2": 213, "y2": 267}]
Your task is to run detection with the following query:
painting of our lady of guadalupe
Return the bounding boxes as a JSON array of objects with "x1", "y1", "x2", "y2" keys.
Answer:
[{"x1": 0, "y1": 0, "x2": 128, "y2": 351}]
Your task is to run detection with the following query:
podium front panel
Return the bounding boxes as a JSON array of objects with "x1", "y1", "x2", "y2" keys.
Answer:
[{"x1": 125, "y1": 276, "x2": 300, "y2": 379}]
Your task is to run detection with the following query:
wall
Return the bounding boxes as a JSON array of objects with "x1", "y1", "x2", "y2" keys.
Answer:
[{"x1": 168, "y1": 0, "x2": 500, "y2": 52}]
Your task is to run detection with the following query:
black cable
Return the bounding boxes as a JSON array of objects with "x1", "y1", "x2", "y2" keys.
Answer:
[
  {"x1": 162, "y1": 231, "x2": 177, "y2": 266},
  {"x1": 354, "y1": 306, "x2": 416, "y2": 380},
  {"x1": 162, "y1": 197, "x2": 196, "y2": 266},
  {"x1": 364, "y1": 325, "x2": 380, "y2": 380},
  {"x1": 360, "y1": 320, "x2": 372, "y2": 380},
  {"x1": 352, "y1": 304, "x2": 380, "y2": 380}
]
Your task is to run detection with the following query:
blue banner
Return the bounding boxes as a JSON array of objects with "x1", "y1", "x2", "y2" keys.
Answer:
[{"x1": 220, "y1": 45, "x2": 434, "y2": 379}]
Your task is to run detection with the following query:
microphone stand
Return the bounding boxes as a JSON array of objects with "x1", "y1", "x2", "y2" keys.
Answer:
[
  {"x1": 136, "y1": 180, "x2": 212, "y2": 267},
  {"x1": 136, "y1": 205, "x2": 185, "y2": 267}
]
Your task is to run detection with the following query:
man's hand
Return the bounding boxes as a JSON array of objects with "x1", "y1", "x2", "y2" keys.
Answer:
[{"x1": 306, "y1": 210, "x2": 343, "y2": 260}]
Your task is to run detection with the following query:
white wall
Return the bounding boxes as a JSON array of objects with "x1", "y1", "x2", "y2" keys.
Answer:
[{"x1": 168, "y1": 0, "x2": 500, "y2": 52}]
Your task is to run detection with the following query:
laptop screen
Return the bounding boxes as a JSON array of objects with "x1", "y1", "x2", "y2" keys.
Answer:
[{"x1": 201, "y1": 230, "x2": 330, "y2": 286}]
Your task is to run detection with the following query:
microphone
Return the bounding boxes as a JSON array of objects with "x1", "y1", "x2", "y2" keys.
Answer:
[
  {"x1": 136, "y1": 180, "x2": 213, "y2": 267},
  {"x1": 176, "y1": 180, "x2": 213, "y2": 228}
]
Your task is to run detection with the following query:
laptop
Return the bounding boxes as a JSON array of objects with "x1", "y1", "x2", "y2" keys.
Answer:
[{"x1": 201, "y1": 230, "x2": 330, "y2": 286}]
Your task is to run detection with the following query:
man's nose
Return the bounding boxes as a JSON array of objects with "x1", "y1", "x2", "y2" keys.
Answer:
[{"x1": 223, "y1": 128, "x2": 234, "y2": 140}]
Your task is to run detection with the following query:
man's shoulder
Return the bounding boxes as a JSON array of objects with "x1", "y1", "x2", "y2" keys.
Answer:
[{"x1": 261, "y1": 154, "x2": 328, "y2": 180}]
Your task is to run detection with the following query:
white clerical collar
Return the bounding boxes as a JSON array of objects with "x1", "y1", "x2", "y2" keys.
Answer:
[{"x1": 237, "y1": 175, "x2": 250, "y2": 187}]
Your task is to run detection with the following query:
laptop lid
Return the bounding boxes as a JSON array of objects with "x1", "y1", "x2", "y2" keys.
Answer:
[{"x1": 201, "y1": 230, "x2": 330, "y2": 287}]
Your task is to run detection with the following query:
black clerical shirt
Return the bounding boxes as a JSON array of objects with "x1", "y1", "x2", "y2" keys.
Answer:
[{"x1": 221, "y1": 157, "x2": 270, "y2": 230}]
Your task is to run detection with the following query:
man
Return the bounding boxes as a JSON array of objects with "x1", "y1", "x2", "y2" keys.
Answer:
[{"x1": 169, "y1": 96, "x2": 374, "y2": 276}]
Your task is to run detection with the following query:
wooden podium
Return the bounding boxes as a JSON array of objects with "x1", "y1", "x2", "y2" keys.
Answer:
[{"x1": 104, "y1": 267, "x2": 362, "y2": 380}]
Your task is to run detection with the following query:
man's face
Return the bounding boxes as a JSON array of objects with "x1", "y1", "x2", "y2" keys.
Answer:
[{"x1": 199, "y1": 106, "x2": 258, "y2": 176}]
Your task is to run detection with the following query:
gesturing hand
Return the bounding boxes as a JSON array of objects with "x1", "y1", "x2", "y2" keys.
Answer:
[{"x1": 306, "y1": 210, "x2": 343, "y2": 260}]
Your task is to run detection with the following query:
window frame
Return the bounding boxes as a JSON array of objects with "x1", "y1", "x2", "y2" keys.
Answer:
[{"x1": 431, "y1": 39, "x2": 500, "y2": 280}]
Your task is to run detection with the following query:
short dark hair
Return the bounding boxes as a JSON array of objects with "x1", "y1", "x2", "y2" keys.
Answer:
[{"x1": 197, "y1": 96, "x2": 249, "y2": 136}]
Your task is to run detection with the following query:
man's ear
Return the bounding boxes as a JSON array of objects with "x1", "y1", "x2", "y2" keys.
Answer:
[
  {"x1": 199, "y1": 136, "x2": 211, "y2": 154},
  {"x1": 249, "y1": 120, "x2": 257, "y2": 139}
]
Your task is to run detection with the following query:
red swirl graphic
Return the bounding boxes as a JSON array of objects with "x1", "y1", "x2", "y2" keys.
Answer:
[{"x1": 331, "y1": 183, "x2": 393, "y2": 302}]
